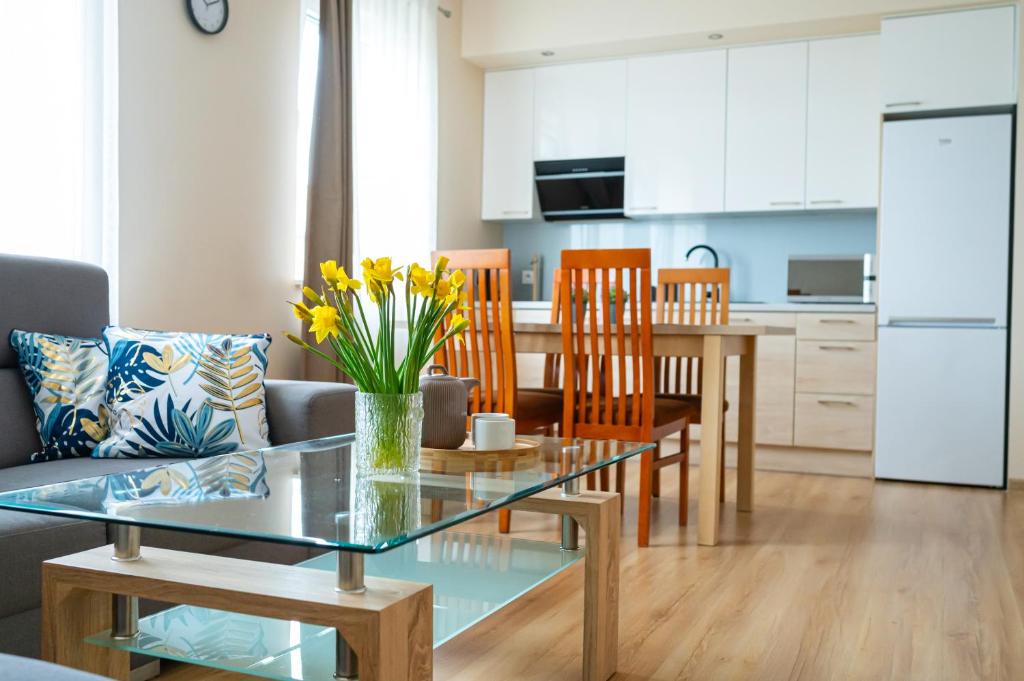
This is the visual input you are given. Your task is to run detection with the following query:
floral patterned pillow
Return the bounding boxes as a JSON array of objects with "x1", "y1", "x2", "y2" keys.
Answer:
[
  {"x1": 95, "y1": 327, "x2": 271, "y2": 459},
  {"x1": 9, "y1": 330, "x2": 110, "y2": 462}
]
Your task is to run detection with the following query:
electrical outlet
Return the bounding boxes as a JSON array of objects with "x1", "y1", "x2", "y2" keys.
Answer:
[{"x1": 522, "y1": 269, "x2": 534, "y2": 285}]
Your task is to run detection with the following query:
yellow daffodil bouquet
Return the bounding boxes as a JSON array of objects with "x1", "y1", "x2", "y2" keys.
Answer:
[
  {"x1": 288, "y1": 256, "x2": 469, "y2": 394},
  {"x1": 286, "y1": 256, "x2": 469, "y2": 472}
]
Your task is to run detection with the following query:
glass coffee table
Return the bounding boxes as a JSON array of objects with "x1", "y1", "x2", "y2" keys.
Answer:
[{"x1": 0, "y1": 434, "x2": 652, "y2": 681}]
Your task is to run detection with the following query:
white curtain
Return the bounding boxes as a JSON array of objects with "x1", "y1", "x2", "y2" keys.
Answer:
[
  {"x1": 351, "y1": 0, "x2": 438, "y2": 276},
  {"x1": 0, "y1": 0, "x2": 119, "y2": 320}
]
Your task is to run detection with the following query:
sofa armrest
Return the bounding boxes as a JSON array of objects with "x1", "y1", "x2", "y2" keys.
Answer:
[{"x1": 264, "y1": 379, "x2": 357, "y2": 445}]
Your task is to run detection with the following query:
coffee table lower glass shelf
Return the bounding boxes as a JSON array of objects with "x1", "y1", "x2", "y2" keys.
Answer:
[{"x1": 86, "y1": 531, "x2": 582, "y2": 680}]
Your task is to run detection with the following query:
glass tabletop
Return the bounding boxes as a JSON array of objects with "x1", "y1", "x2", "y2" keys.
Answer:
[{"x1": 0, "y1": 434, "x2": 651, "y2": 553}]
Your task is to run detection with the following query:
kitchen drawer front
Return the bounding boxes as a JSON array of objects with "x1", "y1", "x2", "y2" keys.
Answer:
[
  {"x1": 724, "y1": 335, "x2": 796, "y2": 446},
  {"x1": 796, "y1": 340, "x2": 876, "y2": 395},
  {"x1": 794, "y1": 393, "x2": 874, "y2": 451},
  {"x1": 796, "y1": 313, "x2": 875, "y2": 341},
  {"x1": 728, "y1": 312, "x2": 796, "y2": 328}
]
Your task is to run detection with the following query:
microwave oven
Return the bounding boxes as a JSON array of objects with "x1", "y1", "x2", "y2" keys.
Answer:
[{"x1": 787, "y1": 254, "x2": 875, "y2": 303}]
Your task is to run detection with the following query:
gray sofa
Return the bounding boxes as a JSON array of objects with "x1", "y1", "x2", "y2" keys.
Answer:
[{"x1": 0, "y1": 254, "x2": 357, "y2": 657}]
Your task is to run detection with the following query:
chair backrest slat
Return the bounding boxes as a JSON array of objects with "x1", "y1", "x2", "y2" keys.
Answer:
[
  {"x1": 432, "y1": 249, "x2": 517, "y2": 418},
  {"x1": 560, "y1": 248, "x2": 653, "y2": 442},
  {"x1": 654, "y1": 268, "x2": 731, "y2": 395}
]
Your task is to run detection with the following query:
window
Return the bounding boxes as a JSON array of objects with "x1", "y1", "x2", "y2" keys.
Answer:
[
  {"x1": 294, "y1": 0, "x2": 321, "y2": 282},
  {"x1": 0, "y1": 0, "x2": 118, "y2": 316},
  {"x1": 351, "y1": 0, "x2": 438, "y2": 274}
]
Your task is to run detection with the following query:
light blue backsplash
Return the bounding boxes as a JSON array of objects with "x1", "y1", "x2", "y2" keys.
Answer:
[{"x1": 504, "y1": 211, "x2": 877, "y2": 302}]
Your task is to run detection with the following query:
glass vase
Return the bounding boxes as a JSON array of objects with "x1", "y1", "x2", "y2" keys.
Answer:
[{"x1": 354, "y1": 392, "x2": 424, "y2": 475}]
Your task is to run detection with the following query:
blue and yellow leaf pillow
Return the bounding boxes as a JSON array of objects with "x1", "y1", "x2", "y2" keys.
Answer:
[
  {"x1": 9, "y1": 330, "x2": 110, "y2": 462},
  {"x1": 95, "y1": 327, "x2": 272, "y2": 459}
]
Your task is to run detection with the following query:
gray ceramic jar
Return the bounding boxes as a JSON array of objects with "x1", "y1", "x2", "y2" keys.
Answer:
[{"x1": 419, "y1": 365, "x2": 480, "y2": 449}]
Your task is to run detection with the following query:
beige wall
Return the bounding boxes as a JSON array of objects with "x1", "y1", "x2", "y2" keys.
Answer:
[
  {"x1": 117, "y1": 0, "x2": 304, "y2": 379},
  {"x1": 461, "y1": 0, "x2": 1002, "y2": 68},
  {"x1": 436, "y1": 0, "x2": 499, "y2": 250}
]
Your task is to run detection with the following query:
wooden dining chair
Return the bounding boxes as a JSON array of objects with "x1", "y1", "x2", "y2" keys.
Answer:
[
  {"x1": 432, "y1": 249, "x2": 563, "y2": 533},
  {"x1": 655, "y1": 267, "x2": 731, "y2": 505},
  {"x1": 560, "y1": 248, "x2": 691, "y2": 547},
  {"x1": 432, "y1": 248, "x2": 563, "y2": 432}
]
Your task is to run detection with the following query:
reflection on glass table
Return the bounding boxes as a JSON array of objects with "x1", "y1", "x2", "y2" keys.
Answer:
[{"x1": 0, "y1": 434, "x2": 651, "y2": 552}]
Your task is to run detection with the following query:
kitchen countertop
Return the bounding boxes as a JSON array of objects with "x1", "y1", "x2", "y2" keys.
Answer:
[{"x1": 512, "y1": 300, "x2": 876, "y2": 313}]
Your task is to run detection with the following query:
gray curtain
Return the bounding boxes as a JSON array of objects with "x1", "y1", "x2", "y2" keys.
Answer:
[{"x1": 303, "y1": 0, "x2": 354, "y2": 382}]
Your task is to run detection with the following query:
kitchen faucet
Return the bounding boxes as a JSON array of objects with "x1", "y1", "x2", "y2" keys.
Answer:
[{"x1": 685, "y1": 244, "x2": 719, "y2": 268}]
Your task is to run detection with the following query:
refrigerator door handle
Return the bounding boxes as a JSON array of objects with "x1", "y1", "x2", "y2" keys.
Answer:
[{"x1": 886, "y1": 316, "x2": 998, "y2": 327}]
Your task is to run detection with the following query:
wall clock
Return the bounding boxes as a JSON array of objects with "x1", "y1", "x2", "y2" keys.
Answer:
[{"x1": 186, "y1": 0, "x2": 229, "y2": 35}]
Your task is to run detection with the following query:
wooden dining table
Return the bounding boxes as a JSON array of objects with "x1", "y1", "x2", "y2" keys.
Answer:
[{"x1": 512, "y1": 321, "x2": 795, "y2": 546}]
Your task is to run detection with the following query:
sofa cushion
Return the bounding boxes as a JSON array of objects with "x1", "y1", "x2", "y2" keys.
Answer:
[
  {"x1": 0, "y1": 368, "x2": 43, "y2": 471},
  {"x1": 0, "y1": 255, "x2": 108, "y2": 370},
  {"x1": 0, "y1": 456, "x2": 196, "y2": 619},
  {"x1": 9, "y1": 330, "x2": 110, "y2": 462},
  {"x1": 96, "y1": 328, "x2": 272, "y2": 458}
]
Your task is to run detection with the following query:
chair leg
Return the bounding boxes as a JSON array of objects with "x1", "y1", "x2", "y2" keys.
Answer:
[
  {"x1": 599, "y1": 464, "x2": 610, "y2": 492},
  {"x1": 615, "y1": 460, "x2": 626, "y2": 515},
  {"x1": 498, "y1": 508, "x2": 511, "y2": 533},
  {"x1": 679, "y1": 429, "x2": 689, "y2": 526},
  {"x1": 652, "y1": 443, "x2": 661, "y2": 497},
  {"x1": 719, "y1": 421, "x2": 726, "y2": 503},
  {"x1": 638, "y1": 448, "x2": 654, "y2": 547}
]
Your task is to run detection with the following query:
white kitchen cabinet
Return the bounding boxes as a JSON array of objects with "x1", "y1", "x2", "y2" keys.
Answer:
[
  {"x1": 624, "y1": 50, "x2": 726, "y2": 216},
  {"x1": 806, "y1": 35, "x2": 880, "y2": 209},
  {"x1": 533, "y1": 60, "x2": 627, "y2": 161},
  {"x1": 481, "y1": 69, "x2": 535, "y2": 221},
  {"x1": 880, "y1": 6, "x2": 1017, "y2": 113},
  {"x1": 725, "y1": 42, "x2": 809, "y2": 212}
]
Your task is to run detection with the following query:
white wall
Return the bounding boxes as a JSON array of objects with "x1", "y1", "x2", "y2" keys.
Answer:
[
  {"x1": 118, "y1": 0, "x2": 304, "y2": 379},
  {"x1": 437, "y1": 0, "x2": 499, "y2": 250},
  {"x1": 461, "y1": 0, "x2": 1004, "y2": 68},
  {"x1": 1008, "y1": 4, "x2": 1024, "y2": 482}
]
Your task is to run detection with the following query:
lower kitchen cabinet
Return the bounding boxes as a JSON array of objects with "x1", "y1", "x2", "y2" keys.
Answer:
[
  {"x1": 725, "y1": 313, "x2": 796, "y2": 446},
  {"x1": 794, "y1": 393, "x2": 875, "y2": 451}
]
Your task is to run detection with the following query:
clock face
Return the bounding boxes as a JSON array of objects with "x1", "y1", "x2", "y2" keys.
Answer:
[{"x1": 187, "y1": 0, "x2": 229, "y2": 35}]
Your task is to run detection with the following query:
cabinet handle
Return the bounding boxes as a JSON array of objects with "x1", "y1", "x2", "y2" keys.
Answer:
[
  {"x1": 629, "y1": 205, "x2": 658, "y2": 211},
  {"x1": 818, "y1": 345, "x2": 856, "y2": 351},
  {"x1": 885, "y1": 101, "x2": 923, "y2": 108},
  {"x1": 769, "y1": 201, "x2": 802, "y2": 206},
  {"x1": 819, "y1": 319, "x2": 856, "y2": 324},
  {"x1": 809, "y1": 199, "x2": 843, "y2": 205},
  {"x1": 818, "y1": 399, "x2": 857, "y2": 407},
  {"x1": 501, "y1": 210, "x2": 529, "y2": 216}
]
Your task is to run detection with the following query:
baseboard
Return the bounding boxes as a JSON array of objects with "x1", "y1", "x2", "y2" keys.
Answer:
[
  {"x1": 1009, "y1": 478, "x2": 1024, "y2": 492},
  {"x1": 664, "y1": 436, "x2": 873, "y2": 478}
]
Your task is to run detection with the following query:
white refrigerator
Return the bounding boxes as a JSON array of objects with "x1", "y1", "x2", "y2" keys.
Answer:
[{"x1": 875, "y1": 114, "x2": 1013, "y2": 487}]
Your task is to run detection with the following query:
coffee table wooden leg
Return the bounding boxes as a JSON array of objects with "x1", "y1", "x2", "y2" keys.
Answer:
[
  {"x1": 42, "y1": 546, "x2": 433, "y2": 681},
  {"x1": 42, "y1": 570, "x2": 130, "y2": 680},
  {"x1": 512, "y1": 489, "x2": 620, "y2": 681}
]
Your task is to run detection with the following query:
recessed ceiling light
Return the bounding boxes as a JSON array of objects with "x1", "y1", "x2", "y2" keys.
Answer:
[
  {"x1": 708, "y1": 33, "x2": 723, "y2": 40},
  {"x1": 541, "y1": 50, "x2": 555, "y2": 57}
]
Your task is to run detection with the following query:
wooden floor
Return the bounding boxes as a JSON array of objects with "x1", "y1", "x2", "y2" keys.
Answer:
[{"x1": 161, "y1": 459, "x2": 1024, "y2": 681}]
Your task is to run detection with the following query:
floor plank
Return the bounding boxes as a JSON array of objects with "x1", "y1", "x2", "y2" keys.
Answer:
[{"x1": 158, "y1": 459, "x2": 1024, "y2": 680}]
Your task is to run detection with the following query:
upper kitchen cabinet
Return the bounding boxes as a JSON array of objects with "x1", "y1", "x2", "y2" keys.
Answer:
[
  {"x1": 625, "y1": 50, "x2": 727, "y2": 216},
  {"x1": 881, "y1": 6, "x2": 1017, "y2": 113},
  {"x1": 481, "y1": 69, "x2": 535, "y2": 221},
  {"x1": 533, "y1": 60, "x2": 627, "y2": 161},
  {"x1": 806, "y1": 35, "x2": 880, "y2": 209},
  {"x1": 725, "y1": 42, "x2": 809, "y2": 212}
]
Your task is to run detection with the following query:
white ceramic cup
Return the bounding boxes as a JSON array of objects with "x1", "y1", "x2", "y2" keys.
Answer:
[{"x1": 471, "y1": 413, "x2": 516, "y2": 450}]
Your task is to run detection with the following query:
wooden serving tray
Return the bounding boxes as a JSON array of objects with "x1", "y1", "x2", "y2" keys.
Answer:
[{"x1": 420, "y1": 438, "x2": 542, "y2": 474}]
